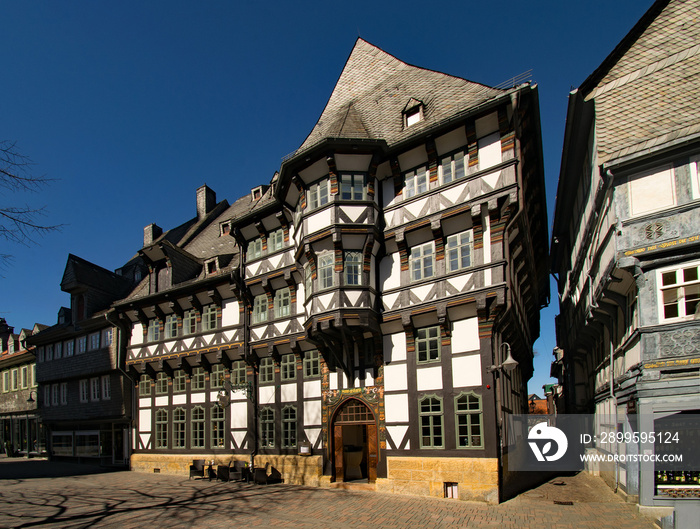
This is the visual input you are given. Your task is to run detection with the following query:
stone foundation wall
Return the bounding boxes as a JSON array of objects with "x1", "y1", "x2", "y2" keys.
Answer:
[
  {"x1": 375, "y1": 456, "x2": 499, "y2": 504},
  {"x1": 130, "y1": 453, "x2": 324, "y2": 487}
]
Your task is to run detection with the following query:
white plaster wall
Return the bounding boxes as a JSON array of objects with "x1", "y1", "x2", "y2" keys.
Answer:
[
  {"x1": 329, "y1": 371, "x2": 338, "y2": 391},
  {"x1": 384, "y1": 363, "x2": 408, "y2": 392},
  {"x1": 478, "y1": 132, "x2": 502, "y2": 171},
  {"x1": 435, "y1": 126, "x2": 467, "y2": 156},
  {"x1": 380, "y1": 254, "x2": 401, "y2": 291},
  {"x1": 222, "y1": 299, "x2": 240, "y2": 327},
  {"x1": 139, "y1": 409, "x2": 151, "y2": 431},
  {"x1": 259, "y1": 385, "x2": 275, "y2": 405},
  {"x1": 335, "y1": 153, "x2": 372, "y2": 171},
  {"x1": 416, "y1": 366, "x2": 442, "y2": 391},
  {"x1": 138, "y1": 398, "x2": 151, "y2": 408},
  {"x1": 305, "y1": 427, "x2": 321, "y2": 446},
  {"x1": 387, "y1": 425, "x2": 409, "y2": 450},
  {"x1": 383, "y1": 332, "x2": 407, "y2": 363},
  {"x1": 629, "y1": 165, "x2": 675, "y2": 217},
  {"x1": 155, "y1": 396, "x2": 168, "y2": 406},
  {"x1": 451, "y1": 317, "x2": 480, "y2": 353},
  {"x1": 131, "y1": 323, "x2": 144, "y2": 346},
  {"x1": 231, "y1": 401, "x2": 247, "y2": 429},
  {"x1": 191, "y1": 392, "x2": 206, "y2": 404},
  {"x1": 452, "y1": 354, "x2": 482, "y2": 388},
  {"x1": 384, "y1": 393, "x2": 409, "y2": 423},
  {"x1": 303, "y1": 380, "x2": 321, "y2": 398},
  {"x1": 304, "y1": 400, "x2": 322, "y2": 425},
  {"x1": 280, "y1": 383, "x2": 297, "y2": 402},
  {"x1": 398, "y1": 145, "x2": 428, "y2": 171},
  {"x1": 308, "y1": 209, "x2": 332, "y2": 233},
  {"x1": 341, "y1": 205, "x2": 368, "y2": 223},
  {"x1": 172, "y1": 394, "x2": 187, "y2": 405}
]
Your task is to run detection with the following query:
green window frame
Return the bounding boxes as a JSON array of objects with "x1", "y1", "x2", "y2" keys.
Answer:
[
  {"x1": 260, "y1": 407, "x2": 275, "y2": 448},
  {"x1": 155, "y1": 372, "x2": 168, "y2": 394},
  {"x1": 211, "y1": 364, "x2": 226, "y2": 389},
  {"x1": 173, "y1": 370, "x2": 186, "y2": 393},
  {"x1": 318, "y1": 253, "x2": 334, "y2": 290},
  {"x1": 274, "y1": 288, "x2": 291, "y2": 318},
  {"x1": 211, "y1": 405, "x2": 225, "y2": 448},
  {"x1": 231, "y1": 360, "x2": 246, "y2": 386},
  {"x1": 404, "y1": 167, "x2": 428, "y2": 198},
  {"x1": 303, "y1": 350, "x2": 320, "y2": 378},
  {"x1": 202, "y1": 304, "x2": 218, "y2": 331},
  {"x1": 253, "y1": 294, "x2": 268, "y2": 324},
  {"x1": 173, "y1": 408, "x2": 186, "y2": 449},
  {"x1": 191, "y1": 406, "x2": 205, "y2": 448},
  {"x1": 419, "y1": 395, "x2": 443, "y2": 448},
  {"x1": 269, "y1": 228, "x2": 284, "y2": 252},
  {"x1": 191, "y1": 367, "x2": 206, "y2": 391},
  {"x1": 455, "y1": 392, "x2": 483, "y2": 449},
  {"x1": 183, "y1": 310, "x2": 197, "y2": 335},
  {"x1": 282, "y1": 406, "x2": 297, "y2": 448},
  {"x1": 147, "y1": 319, "x2": 160, "y2": 342},
  {"x1": 259, "y1": 357, "x2": 275, "y2": 384},
  {"x1": 155, "y1": 409, "x2": 168, "y2": 449},
  {"x1": 165, "y1": 314, "x2": 178, "y2": 338},
  {"x1": 249, "y1": 237, "x2": 264, "y2": 260},
  {"x1": 416, "y1": 326, "x2": 441, "y2": 363},
  {"x1": 280, "y1": 354, "x2": 296, "y2": 381}
]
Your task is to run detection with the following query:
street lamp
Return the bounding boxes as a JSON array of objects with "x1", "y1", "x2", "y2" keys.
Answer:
[{"x1": 488, "y1": 342, "x2": 518, "y2": 375}]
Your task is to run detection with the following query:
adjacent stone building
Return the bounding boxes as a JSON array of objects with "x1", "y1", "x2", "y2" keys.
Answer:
[
  {"x1": 551, "y1": 0, "x2": 700, "y2": 523},
  {"x1": 117, "y1": 39, "x2": 548, "y2": 503}
]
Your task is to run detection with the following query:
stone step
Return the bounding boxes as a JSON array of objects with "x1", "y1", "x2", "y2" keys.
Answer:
[{"x1": 329, "y1": 481, "x2": 376, "y2": 492}]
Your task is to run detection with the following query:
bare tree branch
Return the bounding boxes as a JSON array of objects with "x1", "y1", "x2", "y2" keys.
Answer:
[{"x1": 1, "y1": 140, "x2": 62, "y2": 261}]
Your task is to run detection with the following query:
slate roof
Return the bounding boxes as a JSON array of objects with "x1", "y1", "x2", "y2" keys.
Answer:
[
  {"x1": 61, "y1": 254, "x2": 132, "y2": 298},
  {"x1": 297, "y1": 39, "x2": 504, "y2": 154},
  {"x1": 582, "y1": 0, "x2": 700, "y2": 163}
]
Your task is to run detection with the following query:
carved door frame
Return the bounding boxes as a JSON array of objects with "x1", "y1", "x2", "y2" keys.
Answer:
[{"x1": 331, "y1": 398, "x2": 378, "y2": 483}]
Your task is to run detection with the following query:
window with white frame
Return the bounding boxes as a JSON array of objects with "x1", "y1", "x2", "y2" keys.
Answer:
[
  {"x1": 30, "y1": 365, "x2": 35, "y2": 387},
  {"x1": 52, "y1": 383, "x2": 59, "y2": 406},
  {"x1": 259, "y1": 357, "x2": 275, "y2": 384},
  {"x1": 11, "y1": 369, "x2": 18, "y2": 391},
  {"x1": 318, "y1": 253, "x2": 334, "y2": 290},
  {"x1": 305, "y1": 263, "x2": 313, "y2": 299},
  {"x1": 90, "y1": 378, "x2": 100, "y2": 401},
  {"x1": 344, "y1": 251, "x2": 362, "y2": 286},
  {"x1": 65, "y1": 340, "x2": 74, "y2": 357},
  {"x1": 77, "y1": 336, "x2": 87, "y2": 354},
  {"x1": 274, "y1": 288, "x2": 291, "y2": 318},
  {"x1": 269, "y1": 228, "x2": 284, "y2": 252},
  {"x1": 659, "y1": 261, "x2": 700, "y2": 321},
  {"x1": 446, "y1": 231, "x2": 472, "y2": 272},
  {"x1": 405, "y1": 105, "x2": 422, "y2": 127},
  {"x1": 410, "y1": 242, "x2": 435, "y2": 281},
  {"x1": 248, "y1": 237, "x2": 264, "y2": 260},
  {"x1": 202, "y1": 304, "x2": 218, "y2": 331},
  {"x1": 165, "y1": 314, "x2": 178, "y2": 339},
  {"x1": 44, "y1": 385, "x2": 51, "y2": 406},
  {"x1": 79, "y1": 379, "x2": 88, "y2": 403},
  {"x1": 60, "y1": 382, "x2": 68, "y2": 405},
  {"x1": 101, "y1": 375, "x2": 111, "y2": 400},
  {"x1": 404, "y1": 167, "x2": 428, "y2": 198},
  {"x1": 54, "y1": 342, "x2": 62, "y2": 359},
  {"x1": 2, "y1": 371, "x2": 9, "y2": 393},
  {"x1": 147, "y1": 320, "x2": 160, "y2": 342},
  {"x1": 183, "y1": 310, "x2": 197, "y2": 335},
  {"x1": 281, "y1": 354, "x2": 296, "y2": 381},
  {"x1": 46, "y1": 344, "x2": 53, "y2": 362},
  {"x1": 21, "y1": 366, "x2": 28, "y2": 389},
  {"x1": 307, "y1": 179, "x2": 329, "y2": 210},
  {"x1": 253, "y1": 294, "x2": 268, "y2": 324},
  {"x1": 440, "y1": 151, "x2": 466, "y2": 184},
  {"x1": 416, "y1": 326, "x2": 441, "y2": 363},
  {"x1": 340, "y1": 173, "x2": 367, "y2": 201},
  {"x1": 89, "y1": 332, "x2": 100, "y2": 350}
]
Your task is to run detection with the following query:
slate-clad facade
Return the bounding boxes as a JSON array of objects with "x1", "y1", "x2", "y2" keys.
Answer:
[
  {"x1": 118, "y1": 39, "x2": 548, "y2": 504},
  {"x1": 551, "y1": 0, "x2": 700, "y2": 523}
]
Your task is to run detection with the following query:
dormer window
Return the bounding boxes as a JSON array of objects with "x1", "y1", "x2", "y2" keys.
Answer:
[
  {"x1": 220, "y1": 221, "x2": 232, "y2": 236},
  {"x1": 403, "y1": 98, "x2": 424, "y2": 128},
  {"x1": 206, "y1": 258, "x2": 218, "y2": 275},
  {"x1": 252, "y1": 186, "x2": 263, "y2": 200}
]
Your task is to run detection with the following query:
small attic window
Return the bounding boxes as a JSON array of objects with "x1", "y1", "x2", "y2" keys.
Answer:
[
  {"x1": 404, "y1": 98, "x2": 424, "y2": 128},
  {"x1": 252, "y1": 186, "x2": 263, "y2": 200},
  {"x1": 206, "y1": 259, "x2": 218, "y2": 275},
  {"x1": 220, "y1": 221, "x2": 232, "y2": 236}
]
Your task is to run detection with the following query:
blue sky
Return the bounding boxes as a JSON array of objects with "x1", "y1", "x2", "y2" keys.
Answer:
[{"x1": 1, "y1": 0, "x2": 654, "y2": 393}]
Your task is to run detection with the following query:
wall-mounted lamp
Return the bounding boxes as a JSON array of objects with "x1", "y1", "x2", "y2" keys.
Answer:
[
  {"x1": 488, "y1": 342, "x2": 518, "y2": 375},
  {"x1": 27, "y1": 390, "x2": 38, "y2": 404}
]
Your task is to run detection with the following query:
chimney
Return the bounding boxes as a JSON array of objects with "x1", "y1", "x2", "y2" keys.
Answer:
[
  {"x1": 144, "y1": 223, "x2": 163, "y2": 247},
  {"x1": 197, "y1": 184, "x2": 216, "y2": 219}
]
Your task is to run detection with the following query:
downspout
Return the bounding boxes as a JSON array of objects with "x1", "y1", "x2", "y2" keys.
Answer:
[{"x1": 105, "y1": 309, "x2": 135, "y2": 468}]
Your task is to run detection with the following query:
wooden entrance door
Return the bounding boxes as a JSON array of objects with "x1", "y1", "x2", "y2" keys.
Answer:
[{"x1": 332, "y1": 399, "x2": 378, "y2": 483}]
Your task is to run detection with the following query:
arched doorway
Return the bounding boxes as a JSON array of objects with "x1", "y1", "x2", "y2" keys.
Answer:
[{"x1": 332, "y1": 398, "x2": 378, "y2": 483}]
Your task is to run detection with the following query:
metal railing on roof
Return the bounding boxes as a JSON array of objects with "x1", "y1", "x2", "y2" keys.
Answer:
[{"x1": 493, "y1": 69, "x2": 533, "y2": 91}]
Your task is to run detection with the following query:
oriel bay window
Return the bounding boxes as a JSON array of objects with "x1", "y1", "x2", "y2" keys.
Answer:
[
  {"x1": 282, "y1": 406, "x2": 297, "y2": 448},
  {"x1": 274, "y1": 288, "x2": 291, "y2": 318},
  {"x1": 307, "y1": 179, "x2": 329, "y2": 210},
  {"x1": 340, "y1": 173, "x2": 367, "y2": 201},
  {"x1": 260, "y1": 407, "x2": 275, "y2": 448},
  {"x1": 318, "y1": 253, "x2": 334, "y2": 289},
  {"x1": 419, "y1": 395, "x2": 444, "y2": 448},
  {"x1": 446, "y1": 231, "x2": 472, "y2": 272},
  {"x1": 191, "y1": 406, "x2": 205, "y2": 448},
  {"x1": 410, "y1": 242, "x2": 435, "y2": 281},
  {"x1": 404, "y1": 167, "x2": 428, "y2": 198},
  {"x1": 253, "y1": 294, "x2": 268, "y2": 324},
  {"x1": 249, "y1": 237, "x2": 263, "y2": 260},
  {"x1": 659, "y1": 261, "x2": 700, "y2": 320},
  {"x1": 344, "y1": 251, "x2": 362, "y2": 285},
  {"x1": 455, "y1": 392, "x2": 483, "y2": 448}
]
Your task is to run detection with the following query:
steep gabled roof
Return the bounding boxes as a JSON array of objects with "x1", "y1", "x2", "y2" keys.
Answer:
[
  {"x1": 297, "y1": 39, "x2": 503, "y2": 153},
  {"x1": 60, "y1": 254, "x2": 132, "y2": 297}
]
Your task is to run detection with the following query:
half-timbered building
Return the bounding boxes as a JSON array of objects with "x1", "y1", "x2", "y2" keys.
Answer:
[{"x1": 116, "y1": 40, "x2": 548, "y2": 503}]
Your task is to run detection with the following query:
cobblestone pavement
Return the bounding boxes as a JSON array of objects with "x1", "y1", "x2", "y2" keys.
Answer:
[{"x1": 0, "y1": 459, "x2": 656, "y2": 528}]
